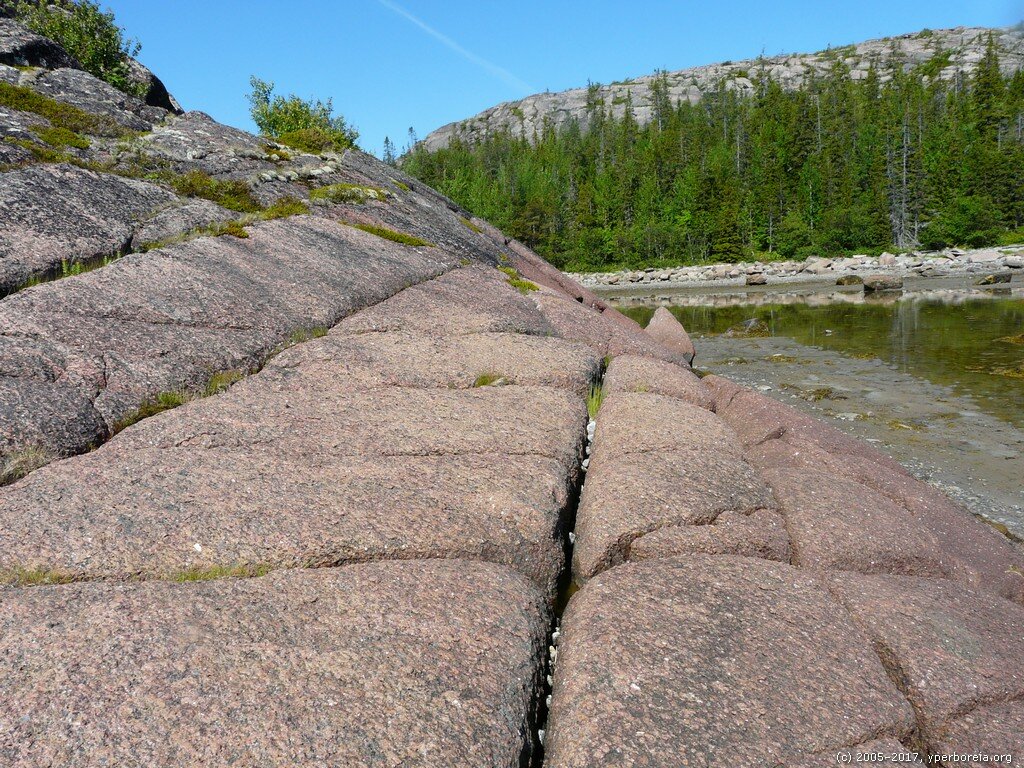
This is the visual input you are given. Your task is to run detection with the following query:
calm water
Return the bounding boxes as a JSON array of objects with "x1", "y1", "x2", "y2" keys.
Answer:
[{"x1": 620, "y1": 290, "x2": 1024, "y2": 428}]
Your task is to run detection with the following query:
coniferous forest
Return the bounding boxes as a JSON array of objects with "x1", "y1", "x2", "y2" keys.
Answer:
[{"x1": 403, "y1": 38, "x2": 1024, "y2": 272}]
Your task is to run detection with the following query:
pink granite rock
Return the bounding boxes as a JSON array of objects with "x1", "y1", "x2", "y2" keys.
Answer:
[
  {"x1": 643, "y1": 306, "x2": 696, "y2": 364},
  {"x1": 573, "y1": 393, "x2": 776, "y2": 579},
  {"x1": 0, "y1": 560, "x2": 549, "y2": 767},
  {"x1": 828, "y1": 572, "x2": 1024, "y2": 752},
  {"x1": 603, "y1": 353, "x2": 714, "y2": 410},
  {"x1": 545, "y1": 556, "x2": 916, "y2": 767}
]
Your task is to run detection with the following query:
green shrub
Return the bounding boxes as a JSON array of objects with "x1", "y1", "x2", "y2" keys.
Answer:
[
  {"x1": 247, "y1": 77, "x2": 358, "y2": 152},
  {"x1": 32, "y1": 124, "x2": 90, "y2": 149},
  {"x1": 14, "y1": 0, "x2": 146, "y2": 97},
  {"x1": 351, "y1": 223, "x2": 433, "y2": 247},
  {"x1": 0, "y1": 81, "x2": 125, "y2": 136}
]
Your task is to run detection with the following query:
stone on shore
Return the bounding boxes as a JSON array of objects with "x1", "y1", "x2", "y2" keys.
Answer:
[
  {"x1": 642, "y1": 306, "x2": 696, "y2": 364},
  {"x1": 533, "y1": 291, "x2": 690, "y2": 365},
  {"x1": 748, "y1": 434, "x2": 1024, "y2": 605},
  {"x1": 602, "y1": 353, "x2": 714, "y2": 410},
  {"x1": 863, "y1": 273, "x2": 904, "y2": 292},
  {"x1": 836, "y1": 274, "x2": 864, "y2": 286},
  {"x1": 0, "y1": 560, "x2": 549, "y2": 767},
  {"x1": 705, "y1": 375, "x2": 909, "y2": 474},
  {"x1": 544, "y1": 556, "x2": 915, "y2": 767}
]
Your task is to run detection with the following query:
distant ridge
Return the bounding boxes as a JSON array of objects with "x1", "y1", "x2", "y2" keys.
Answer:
[{"x1": 423, "y1": 25, "x2": 1024, "y2": 151}]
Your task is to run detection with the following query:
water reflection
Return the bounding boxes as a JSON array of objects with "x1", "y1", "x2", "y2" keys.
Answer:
[{"x1": 616, "y1": 288, "x2": 1024, "y2": 429}]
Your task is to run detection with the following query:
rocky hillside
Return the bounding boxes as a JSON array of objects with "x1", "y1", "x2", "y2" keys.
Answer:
[
  {"x1": 424, "y1": 25, "x2": 1024, "y2": 150},
  {"x1": 2, "y1": 17, "x2": 1023, "y2": 767}
]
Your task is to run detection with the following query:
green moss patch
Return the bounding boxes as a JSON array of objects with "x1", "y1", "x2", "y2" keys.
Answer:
[
  {"x1": 0, "y1": 81, "x2": 129, "y2": 137},
  {"x1": 350, "y1": 223, "x2": 433, "y2": 247},
  {"x1": 497, "y1": 265, "x2": 539, "y2": 294},
  {"x1": 310, "y1": 183, "x2": 390, "y2": 205},
  {"x1": 154, "y1": 170, "x2": 262, "y2": 213},
  {"x1": 32, "y1": 124, "x2": 91, "y2": 149}
]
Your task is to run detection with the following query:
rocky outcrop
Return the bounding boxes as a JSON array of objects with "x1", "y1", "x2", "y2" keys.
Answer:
[
  {"x1": 425, "y1": 25, "x2": 1024, "y2": 150},
  {"x1": 0, "y1": 17, "x2": 78, "y2": 69},
  {"x1": 545, "y1": 557, "x2": 917, "y2": 766},
  {"x1": 0, "y1": 560, "x2": 550, "y2": 766},
  {"x1": 2, "y1": 18, "x2": 1022, "y2": 768}
]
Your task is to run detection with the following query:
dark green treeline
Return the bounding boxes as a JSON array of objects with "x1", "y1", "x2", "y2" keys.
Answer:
[{"x1": 403, "y1": 37, "x2": 1024, "y2": 272}]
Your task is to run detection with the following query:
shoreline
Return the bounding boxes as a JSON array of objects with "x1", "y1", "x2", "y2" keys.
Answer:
[{"x1": 568, "y1": 244, "x2": 1024, "y2": 295}]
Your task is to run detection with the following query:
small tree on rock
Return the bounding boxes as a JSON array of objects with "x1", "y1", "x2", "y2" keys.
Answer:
[{"x1": 247, "y1": 77, "x2": 358, "y2": 153}]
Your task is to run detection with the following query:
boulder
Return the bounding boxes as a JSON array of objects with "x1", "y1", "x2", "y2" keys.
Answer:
[
  {"x1": 0, "y1": 17, "x2": 78, "y2": 69},
  {"x1": 272, "y1": 328, "x2": 601, "y2": 397},
  {"x1": 602, "y1": 353, "x2": 714, "y2": 410},
  {"x1": 836, "y1": 274, "x2": 864, "y2": 286},
  {"x1": 763, "y1": 468, "x2": 952, "y2": 577},
  {"x1": 863, "y1": 273, "x2": 903, "y2": 291},
  {"x1": 544, "y1": 556, "x2": 916, "y2": 766},
  {"x1": 1004, "y1": 255, "x2": 1023, "y2": 268},
  {"x1": 745, "y1": 272, "x2": 768, "y2": 285},
  {"x1": 28, "y1": 67, "x2": 165, "y2": 130},
  {"x1": 533, "y1": 291, "x2": 689, "y2": 366},
  {"x1": 0, "y1": 376, "x2": 586, "y2": 595},
  {"x1": 0, "y1": 560, "x2": 550, "y2": 767},
  {"x1": 126, "y1": 56, "x2": 183, "y2": 113},
  {"x1": 975, "y1": 272, "x2": 1012, "y2": 285},
  {"x1": 878, "y1": 252, "x2": 897, "y2": 266},
  {"x1": 704, "y1": 376, "x2": 910, "y2": 474},
  {"x1": 0, "y1": 216, "x2": 460, "y2": 463},
  {"x1": 642, "y1": 306, "x2": 696, "y2": 364},
  {"x1": 967, "y1": 249, "x2": 1003, "y2": 263},
  {"x1": 339, "y1": 264, "x2": 556, "y2": 337},
  {"x1": 746, "y1": 434, "x2": 1024, "y2": 605},
  {"x1": 628, "y1": 508, "x2": 792, "y2": 563}
]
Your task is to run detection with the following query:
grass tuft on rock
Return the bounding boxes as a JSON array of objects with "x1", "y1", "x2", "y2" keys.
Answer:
[
  {"x1": 460, "y1": 216, "x2": 483, "y2": 233},
  {"x1": 587, "y1": 383, "x2": 605, "y2": 420},
  {"x1": 472, "y1": 373, "x2": 505, "y2": 387},
  {"x1": 0, "y1": 567, "x2": 78, "y2": 587},
  {"x1": 0, "y1": 445, "x2": 52, "y2": 487},
  {"x1": 171, "y1": 563, "x2": 274, "y2": 582},
  {"x1": 350, "y1": 223, "x2": 433, "y2": 247},
  {"x1": 114, "y1": 390, "x2": 191, "y2": 433}
]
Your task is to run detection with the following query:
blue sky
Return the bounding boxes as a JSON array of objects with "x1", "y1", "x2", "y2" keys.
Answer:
[{"x1": 109, "y1": 0, "x2": 1021, "y2": 156}]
